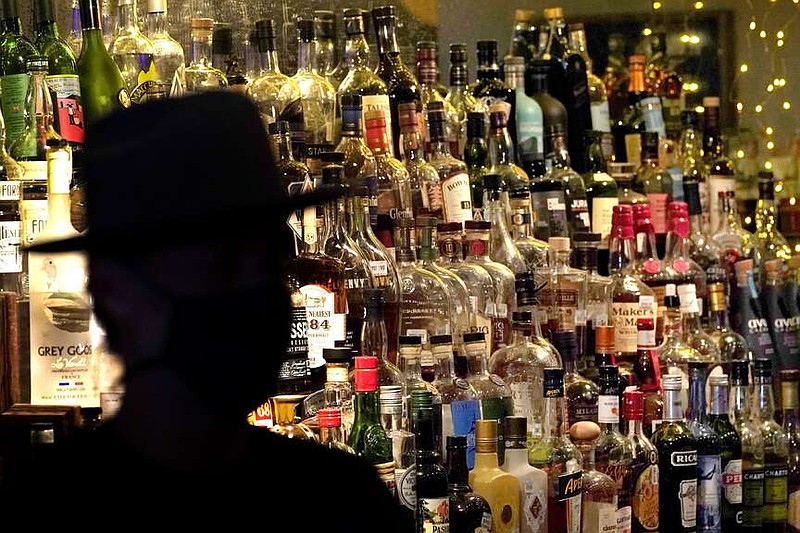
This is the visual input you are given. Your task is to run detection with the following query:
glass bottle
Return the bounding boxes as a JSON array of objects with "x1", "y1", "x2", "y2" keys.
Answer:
[
  {"x1": 0, "y1": 0, "x2": 39, "y2": 148},
  {"x1": 398, "y1": 102, "x2": 443, "y2": 221},
  {"x1": 752, "y1": 358, "x2": 790, "y2": 531},
  {"x1": 469, "y1": 419, "x2": 522, "y2": 533},
  {"x1": 729, "y1": 359, "x2": 765, "y2": 531},
  {"x1": 247, "y1": 19, "x2": 304, "y2": 158},
  {"x1": 416, "y1": 41, "x2": 458, "y2": 156},
  {"x1": 706, "y1": 373, "x2": 743, "y2": 532},
  {"x1": 705, "y1": 282, "x2": 749, "y2": 371},
  {"x1": 610, "y1": 54, "x2": 647, "y2": 166},
  {"x1": 623, "y1": 389, "x2": 661, "y2": 533},
  {"x1": 583, "y1": 130, "x2": 619, "y2": 251},
  {"x1": 529, "y1": 151, "x2": 569, "y2": 243},
  {"x1": 777, "y1": 369, "x2": 800, "y2": 533},
  {"x1": 656, "y1": 282, "x2": 701, "y2": 395},
  {"x1": 445, "y1": 43, "x2": 477, "y2": 158},
  {"x1": 34, "y1": 0, "x2": 85, "y2": 147},
  {"x1": 729, "y1": 259, "x2": 775, "y2": 362},
  {"x1": 482, "y1": 174, "x2": 526, "y2": 274},
  {"x1": 109, "y1": 0, "x2": 159, "y2": 104},
  {"x1": 527, "y1": 59, "x2": 568, "y2": 171},
  {"x1": 336, "y1": 92, "x2": 376, "y2": 188},
  {"x1": 663, "y1": 202, "x2": 708, "y2": 318},
  {"x1": 75, "y1": 0, "x2": 129, "y2": 128},
  {"x1": 760, "y1": 259, "x2": 800, "y2": 375},
  {"x1": 269, "y1": 394, "x2": 317, "y2": 441},
  {"x1": 312, "y1": 10, "x2": 342, "y2": 89},
  {"x1": 471, "y1": 39, "x2": 514, "y2": 146},
  {"x1": 428, "y1": 104, "x2": 473, "y2": 224},
  {"x1": 502, "y1": 415, "x2": 549, "y2": 533},
  {"x1": 545, "y1": 236, "x2": 588, "y2": 345},
  {"x1": 371, "y1": 5, "x2": 420, "y2": 159},
  {"x1": 317, "y1": 407, "x2": 355, "y2": 454},
  {"x1": 573, "y1": 232, "x2": 612, "y2": 364},
  {"x1": 570, "y1": 420, "x2": 619, "y2": 533},
  {"x1": 650, "y1": 373, "x2": 699, "y2": 532},
  {"x1": 67, "y1": 0, "x2": 82, "y2": 57},
  {"x1": 411, "y1": 389, "x2": 450, "y2": 532},
  {"x1": 755, "y1": 171, "x2": 793, "y2": 267},
  {"x1": 348, "y1": 356, "x2": 398, "y2": 494},
  {"x1": 360, "y1": 287, "x2": 405, "y2": 394},
  {"x1": 145, "y1": 0, "x2": 185, "y2": 98},
  {"x1": 447, "y1": 435, "x2": 494, "y2": 532},
  {"x1": 488, "y1": 103, "x2": 529, "y2": 193},
  {"x1": 182, "y1": 17, "x2": 227, "y2": 95},
  {"x1": 544, "y1": 126, "x2": 590, "y2": 239},
  {"x1": 677, "y1": 283, "x2": 721, "y2": 373},
  {"x1": 554, "y1": 329, "x2": 599, "y2": 434},
  {"x1": 707, "y1": 132, "x2": 737, "y2": 233},
  {"x1": 319, "y1": 346, "x2": 355, "y2": 438},
  {"x1": 635, "y1": 131, "x2": 673, "y2": 254},
  {"x1": 0, "y1": 108, "x2": 22, "y2": 295},
  {"x1": 509, "y1": 186, "x2": 549, "y2": 273},
  {"x1": 504, "y1": 55, "x2": 544, "y2": 178},
  {"x1": 514, "y1": 271, "x2": 560, "y2": 359},
  {"x1": 529, "y1": 367, "x2": 584, "y2": 533},
  {"x1": 633, "y1": 318, "x2": 664, "y2": 438},
  {"x1": 568, "y1": 22, "x2": 610, "y2": 134},
  {"x1": 679, "y1": 110, "x2": 711, "y2": 233},
  {"x1": 464, "y1": 111, "x2": 490, "y2": 220},
  {"x1": 380, "y1": 384, "x2": 416, "y2": 522}
]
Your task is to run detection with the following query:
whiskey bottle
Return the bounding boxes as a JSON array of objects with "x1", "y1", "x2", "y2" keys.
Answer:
[
  {"x1": 446, "y1": 435, "x2": 494, "y2": 533},
  {"x1": 379, "y1": 384, "x2": 416, "y2": 522},
  {"x1": 583, "y1": 131, "x2": 619, "y2": 252},
  {"x1": 529, "y1": 367, "x2": 584, "y2": 533},
  {"x1": 487, "y1": 104, "x2": 529, "y2": 193},
  {"x1": 777, "y1": 369, "x2": 799, "y2": 533},
  {"x1": 543, "y1": 126, "x2": 591, "y2": 238},
  {"x1": 568, "y1": 22, "x2": 611, "y2": 134},
  {"x1": 650, "y1": 373, "x2": 699, "y2": 532},
  {"x1": 412, "y1": 389, "x2": 450, "y2": 532},
  {"x1": 569, "y1": 420, "x2": 619, "y2": 533},
  {"x1": 572, "y1": 231, "x2": 612, "y2": 364},
  {"x1": 677, "y1": 283, "x2": 721, "y2": 370},
  {"x1": 623, "y1": 389, "x2": 660, "y2": 532},
  {"x1": 502, "y1": 415, "x2": 549, "y2": 533},
  {"x1": 632, "y1": 318, "x2": 664, "y2": 438},
  {"x1": 508, "y1": 186, "x2": 550, "y2": 274},
  {"x1": 504, "y1": 55, "x2": 545, "y2": 177},
  {"x1": 428, "y1": 104, "x2": 474, "y2": 224},
  {"x1": 678, "y1": 110, "x2": 709, "y2": 233},
  {"x1": 707, "y1": 373, "x2": 743, "y2": 532},
  {"x1": 545, "y1": 237, "x2": 587, "y2": 342},
  {"x1": 336, "y1": 93, "x2": 377, "y2": 195},
  {"x1": 656, "y1": 283, "x2": 701, "y2": 385},
  {"x1": 514, "y1": 271, "x2": 560, "y2": 360},
  {"x1": 108, "y1": 0, "x2": 160, "y2": 103},
  {"x1": 555, "y1": 329, "x2": 599, "y2": 434},
  {"x1": 398, "y1": 102, "x2": 443, "y2": 221},
  {"x1": 729, "y1": 359, "x2": 765, "y2": 530},
  {"x1": 705, "y1": 282, "x2": 749, "y2": 369},
  {"x1": 416, "y1": 41, "x2": 458, "y2": 155},
  {"x1": 465, "y1": 111, "x2": 490, "y2": 220}
]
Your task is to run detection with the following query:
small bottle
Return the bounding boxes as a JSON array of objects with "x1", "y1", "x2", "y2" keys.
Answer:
[
  {"x1": 447, "y1": 435, "x2": 494, "y2": 533},
  {"x1": 412, "y1": 389, "x2": 450, "y2": 532},
  {"x1": 570, "y1": 420, "x2": 619, "y2": 533},
  {"x1": 470, "y1": 419, "x2": 522, "y2": 533},
  {"x1": 502, "y1": 415, "x2": 548, "y2": 533},
  {"x1": 317, "y1": 407, "x2": 355, "y2": 454},
  {"x1": 623, "y1": 389, "x2": 660, "y2": 533},
  {"x1": 706, "y1": 373, "x2": 743, "y2": 532},
  {"x1": 145, "y1": 0, "x2": 185, "y2": 97},
  {"x1": 321, "y1": 346, "x2": 355, "y2": 439}
]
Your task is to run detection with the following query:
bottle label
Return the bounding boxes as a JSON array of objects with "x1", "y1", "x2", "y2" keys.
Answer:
[
  {"x1": 646, "y1": 193, "x2": 669, "y2": 234},
  {"x1": 721, "y1": 458, "x2": 742, "y2": 505},
  {"x1": 666, "y1": 450, "x2": 698, "y2": 528},
  {"x1": 509, "y1": 381, "x2": 539, "y2": 439},
  {"x1": 640, "y1": 96, "x2": 666, "y2": 138},
  {"x1": 708, "y1": 176, "x2": 735, "y2": 232},
  {"x1": 397, "y1": 464, "x2": 416, "y2": 510},
  {"x1": 583, "y1": 501, "x2": 617, "y2": 533},
  {"x1": 287, "y1": 302, "x2": 308, "y2": 356},
  {"x1": 567, "y1": 398, "x2": 598, "y2": 430},
  {"x1": 521, "y1": 476, "x2": 547, "y2": 532},
  {"x1": 368, "y1": 259, "x2": 389, "y2": 278},
  {"x1": 611, "y1": 301, "x2": 655, "y2": 354},
  {"x1": 569, "y1": 197, "x2": 591, "y2": 231},
  {"x1": 558, "y1": 469, "x2": 583, "y2": 533},
  {"x1": 763, "y1": 465, "x2": 788, "y2": 522},
  {"x1": 616, "y1": 504, "x2": 632, "y2": 533},
  {"x1": 480, "y1": 512, "x2": 493, "y2": 531},
  {"x1": 441, "y1": 171, "x2": 473, "y2": 223},
  {"x1": 679, "y1": 478, "x2": 698, "y2": 527},
  {"x1": 247, "y1": 400, "x2": 273, "y2": 427},
  {"x1": 591, "y1": 196, "x2": 618, "y2": 249},
  {"x1": 114, "y1": 52, "x2": 160, "y2": 104},
  {"x1": 300, "y1": 284, "x2": 346, "y2": 369},
  {"x1": 45, "y1": 74, "x2": 85, "y2": 144},
  {"x1": 516, "y1": 88, "x2": 545, "y2": 162},
  {"x1": 591, "y1": 100, "x2": 611, "y2": 133},
  {"x1": 376, "y1": 461, "x2": 397, "y2": 498},
  {"x1": 698, "y1": 181, "x2": 711, "y2": 231},
  {"x1": 1, "y1": 73, "x2": 29, "y2": 147},
  {"x1": 668, "y1": 167, "x2": 684, "y2": 202},
  {"x1": 20, "y1": 197, "x2": 48, "y2": 248},
  {"x1": 697, "y1": 454, "x2": 722, "y2": 529},
  {"x1": 0, "y1": 220, "x2": 21, "y2": 274},
  {"x1": 530, "y1": 189, "x2": 568, "y2": 241},
  {"x1": 361, "y1": 94, "x2": 394, "y2": 157},
  {"x1": 597, "y1": 394, "x2": 619, "y2": 424},
  {"x1": 19, "y1": 159, "x2": 48, "y2": 182},
  {"x1": 742, "y1": 468, "x2": 764, "y2": 527},
  {"x1": 420, "y1": 496, "x2": 449, "y2": 532},
  {"x1": 490, "y1": 315, "x2": 511, "y2": 353},
  {"x1": 788, "y1": 486, "x2": 800, "y2": 529},
  {"x1": 542, "y1": 281, "x2": 579, "y2": 333},
  {"x1": 633, "y1": 463, "x2": 659, "y2": 531},
  {"x1": 451, "y1": 399, "x2": 481, "y2": 469}
]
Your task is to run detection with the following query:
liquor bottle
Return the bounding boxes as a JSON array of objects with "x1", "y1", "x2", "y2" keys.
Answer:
[
  {"x1": 318, "y1": 407, "x2": 356, "y2": 455},
  {"x1": 545, "y1": 236, "x2": 587, "y2": 342},
  {"x1": 755, "y1": 171, "x2": 793, "y2": 267},
  {"x1": 729, "y1": 259, "x2": 776, "y2": 361},
  {"x1": 0, "y1": 0, "x2": 39, "y2": 149},
  {"x1": 482, "y1": 174, "x2": 527, "y2": 274},
  {"x1": 712, "y1": 190, "x2": 763, "y2": 287},
  {"x1": 504, "y1": 55, "x2": 544, "y2": 179},
  {"x1": 463, "y1": 220, "x2": 517, "y2": 352},
  {"x1": 34, "y1": 0, "x2": 85, "y2": 147},
  {"x1": 336, "y1": 92, "x2": 376, "y2": 187},
  {"x1": 529, "y1": 143, "x2": 569, "y2": 242},
  {"x1": 470, "y1": 419, "x2": 522, "y2": 533},
  {"x1": 416, "y1": 41, "x2": 458, "y2": 155},
  {"x1": 209, "y1": 24, "x2": 234, "y2": 84},
  {"x1": 247, "y1": 19, "x2": 304, "y2": 157},
  {"x1": 313, "y1": 10, "x2": 343, "y2": 89},
  {"x1": 706, "y1": 373, "x2": 743, "y2": 531},
  {"x1": 706, "y1": 131, "x2": 737, "y2": 232},
  {"x1": 568, "y1": 22, "x2": 611, "y2": 134},
  {"x1": 594, "y1": 364, "x2": 635, "y2": 531},
  {"x1": 529, "y1": 367, "x2": 584, "y2": 533},
  {"x1": 487, "y1": 105, "x2": 529, "y2": 194},
  {"x1": 705, "y1": 282, "x2": 749, "y2": 367},
  {"x1": 608, "y1": 204, "x2": 657, "y2": 370},
  {"x1": 686, "y1": 362, "x2": 723, "y2": 532},
  {"x1": 555, "y1": 329, "x2": 599, "y2": 433},
  {"x1": 761, "y1": 259, "x2": 800, "y2": 375},
  {"x1": 509, "y1": 186, "x2": 550, "y2": 273},
  {"x1": 418, "y1": 224, "x2": 473, "y2": 353},
  {"x1": 446, "y1": 435, "x2": 494, "y2": 533},
  {"x1": 752, "y1": 358, "x2": 790, "y2": 531},
  {"x1": 394, "y1": 217, "x2": 451, "y2": 354},
  {"x1": 67, "y1": 0, "x2": 82, "y2": 56},
  {"x1": 411, "y1": 390, "x2": 450, "y2": 532},
  {"x1": 380, "y1": 384, "x2": 416, "y2": 521},
  {"x1": 527, "y1": 59, "x2": 568, "y2": 167},
  {"x1": 677, "y1": 283, "x2": 721, "y2": 370},
  {"x1": 635, "y1": 131, "x2": 673, "y2": 255},
  {"x1": 572, "y1": 232, "x2": 612, "y2": 365},
  {"x1": 0, "y1": 109, "x2": 23, "y2": 296},
  {"x1": 464, "y1": 111, "x2": 490, "y2": 220},
  {"x1": 643, "y1": 32, "x2": 683, "y2": 139},
  {"x1": 614, "y1": 163, "x2": 650, "y2": 207},
  {"x1": 320, "y1": 346, "x2": 355, "y2": 437},
  {"x1": 428, "y1": 104, "x2": 473, "y2": 224},
  {"x1": 471, "y1": 40, "x2": 515, "y2": 146},
  {"x1": 364, "y1": 107, "x2": 413, "y2": 252},
  {"x1": 399, "y1": 333, "x2": 432, "y2": 411},
  {"x1": 446, "y1": 43, "x2": 478, "y2": 158},
  {"x1": 28, "y1": 139, "x2": 97, "y2": 407},
  {"x1": 657, "y1": 283, "x2": 701, "y2": 383},
  {"x1": 610, "y1": 55, "x2": 647, "y2": 166},
  {"x1": 543, "y1": 126, "x2": 590, "y2": 238},
  {"x1": 777, "y1": 369, "x2": 799, "y2": 533},
  {"x1": 623, "y1": 389, "x2": 660, "y2": 533},
  {"x1": 507, "y1": 9, "x2": 537, "y2": 64},
  {"x1": 502, "y1": 415, "x2": 549, "y2": 533},
  {"x1": 109, "y1": 0, "x2": 160, "y2": 104},
  {"x1": 514, "y1": 271, "x2": 560, "y2": 357},
  {"x1": 663, "y1": 202, "x2": 708, "y2": 318},
  {"x1": 679, "y1": 110, "x2": 710, "y2": 233},
  {"x1": 633, "y1": 318, "x2": 664, "y2": 438},
  {"x1": 729, "y1": 359, "x2": 765, "y2": 530},
  {"x1": 348, "y1": 355, "x2": 397, "y2": 494},
  {"x1": 269, "y1": 394, "x2": 317, "y2": 441},
  {"x1": 398, "y1": 102, "x2": 443, "y2": 221},
  {"x1": 583, "y1": 130, "x2": 619, "y2": 252},
  {"x1": 569, "y1": 420, "x2": 619, "y2": 533},
  {"x1": 291, "y1": 18, "x2": 336, "y2": 175},
  {"x1": 372, "y1": 5, "x2": 420, "y2": 159},
  {"x1": 360, "y1": 287, "x2": 405, "y2": 393},
  {"x1": 145, "y1": 0, "x2": 185, "y2": 97},
  {"x1": 650, "y1": 373, "x2": 699, "y2": 532},
  {"x1": 75, "y1": 0, "x2": 129, "y2": 127}
]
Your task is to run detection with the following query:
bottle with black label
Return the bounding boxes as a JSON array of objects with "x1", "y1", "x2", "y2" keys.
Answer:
[
  {"x1": 707, "y1": 373, "x2": 743, "y2": 532},
  {"x1": 760, "y1": 258, "x2": 800, "y2": 377},
  {"x1": 650, "y1": 373, "x2": 699, "y2": 532},
  {"x1": 730, "y1": 259, "x2": 775, "y2": 361}
]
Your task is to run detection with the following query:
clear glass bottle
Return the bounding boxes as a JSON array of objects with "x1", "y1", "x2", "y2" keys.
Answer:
[
  {"x1": 572, "y1": 232, "x2": 613, "y2": 364},
  {"x1": 145, "y1": 0, "x2": 185, "y2": 97},
  {"x1": 335, "y1": 92, "x2": 377, "y2": 189},
  {"x1": 482, "y1": 173, "x2": 526, "y2": 274},
  {"x1": 662, "y1": 202, "x2": 708, "y2": 319},
  {"x1": 109, "y1": 0, "x2": 159, "y2": 104},
  {"x1": 583, "y1": 130, "x2": 619, "y2": 252},
  {"x1": 677, "y1": 283, "x2": 722, "y2": 371},
  {"x1": 428, "y1": 104, "x2": 474, "y2": 224},
  {"x1": 544, "y1": 126, "x2": 590, "y2": 239},
  {"x1": 360, "y1": 287, "x2": 405, "y2": 394},
  {"x1": 529, "y1": 367, "x2": 584, "y2": 533},
  {"x1": 488, "y1": 104, "x2": 529, "y2": 194},
  {"x1": 656, "y1": 283, "x2": 702, "y2": 385},
  {"x1": 317, "y1": 407, "x2": 355, "y2": 455},
  {"x1": 398, "y1": 102, "x2": 443, "y2": 221},
  {"x1": 707, "y1": 373, "x2": 743, "y2": 532},
  {"x1": 678, "y1": 109, "x2": 710, "y2": 232},
  {"x1": 755, "y1": 171, "x2": 793, "y2": 269},
  {"x1": 416, "y1": 41, "x2": 458, "y2": 156},
  {"x1": 471, "y1": 39, "x2": 514, "y2": 143},
  {"x1": 777, "y1": 369, "x2": 800, "y2": 533},
  {"x1": 623, "y1": 389, "x2": 661, "y2": 532},
  {"x1": 544, "y1": 236, "x2": 587, "y2": 344},
  {"x1": 711, "y1": 190, "x2": 762, "y2": 283},
  {"x1": 380, "y1": 384, "x2": 416, "y2": 523},
  {"x1": 312, "y1": 10, "x2": 343, "y2": 90},
  {"x1": 502, "y1": 415, "x2": 549, "y2": 533},
  {"x1": 508, "y1": 186, "x2": 549, "y2": 274},
  {"x1": 183, "y1": 17, "x2": 227, "y2": 95},
  {"x1": 318, "y1": 346, "x2": 355, "y2": 438},
  {"x1": 571, "y1": 420, "x2": 619, "y2": 533},
  {"x1": 705, "y1": 281, "x2": 749, "y2": 369}
]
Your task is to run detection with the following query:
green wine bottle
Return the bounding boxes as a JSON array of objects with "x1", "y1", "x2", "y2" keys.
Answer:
[
  {"x1": 77, "y1": 0, "x2": 130, "y2": 128},
  {"x1": 0, "y1": 0, "x2": 39, "y2": 149},
  {"x1": 34, "y1": 0, "x2": 85, "y2": 146}
]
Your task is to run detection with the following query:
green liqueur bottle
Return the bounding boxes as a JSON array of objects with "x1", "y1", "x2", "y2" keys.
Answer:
[
  {"x1": 707, "y1": 373, "x2": 743, "y2": 532},
  {"x1": 76, "y1": 0, "x2": 130, "y2": 128},
  {"x1": 0, "y1": 0, "x2": 39, "y2": 149},
  {"x1": 651, "y1": 373, "x2": 698, "y2": 532},
  {"x1": 34, "y1": 0, "x2": 85, "y2": 147},
  {"x1": 412, "y1": 389, "x2": 450, "y2": 533},
  {"x1": 348, "y1": 355, "x2": 397, "y2": 495}
]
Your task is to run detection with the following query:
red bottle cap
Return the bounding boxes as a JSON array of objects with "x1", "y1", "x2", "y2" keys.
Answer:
[
  {"x1": 668, "y1": 201, "x2": 690, "y2": 237},
  {"x1": 317, "y1": 408, "x2": 343, "y2": 428},
  {"x1": 354, "y1": 367, "x2": 378, "y2": 392},
  {"x1": 624, "y1": 389, "x2": 644, "y2": 420},
  {"x1": 354, "y1": 356, "x2": 378, "y2": 369}
]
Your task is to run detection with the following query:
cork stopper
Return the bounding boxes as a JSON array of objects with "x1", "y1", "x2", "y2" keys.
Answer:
[
  {"x1": 548, "y1": 236, "x2": 570, "y2": 251},
  {"x1": 543, "y1": 6, "x2": 564, "y2": 19},
  {"x1": 569, "y1": 420, "x2": 601, "y2": 444},
  {"x1": 515, "y1": 8, "x2": 535, "y2": 22},
  {"x1": 764, "y1": 259, "x2": 784, "y2": 281},
  {"x1": 475, "y1": 419, "x2": 498, "y2": 453},
  {"x1": 734, "y1": 259, "x2": 754, "y2": 286}
]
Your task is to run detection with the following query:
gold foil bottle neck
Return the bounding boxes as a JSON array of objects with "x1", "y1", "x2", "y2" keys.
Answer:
[
  {"x1": 475, "y1": 419, "x2": 498, "y2": 454},
  {"x1": 708, "y1": 282, "x2": 726, "y2": 311}
]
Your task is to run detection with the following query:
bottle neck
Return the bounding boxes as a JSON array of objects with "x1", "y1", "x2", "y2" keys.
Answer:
[
  {"x1": 374, "y1": 16, "x2": 400, "y2": 56},
  {"x1": 273, "y1": 132, "x2": 295, "y2": 162},
  {"x1": 399, "y1": 351, "x2": 423, "y2": 382},
  {"x1": 260, "y1": 39, "x2": 282, "y2": 74},
  {"x1": 354, "y1": 389, "x2": 381, "y2": 424},
  {"x1": 543, "y1": 395, "x2": 565, "y2": 438},
  {"x1": 754, "y1": 375, "x2": 777, "y2": 421},
  {"x1": 320, "y1": 424, "x2": 345, "y2": 443},
  {"x1": 296, "y1": 40, "x2": 315, "y2": 72},
  {"x1": 730, "y1": 382, "x2": 751, "y2": 426},
  {"x1": 709, "y1": 383, "x2": 729, "y2": 417},
  {"x1": 627, "y1": 417, "x2": 644, "y2": 438},
  {"x1": 117, "y1": 2, "x2": 140, "y2": 32},
  {"x1": 191, "y1": 34, "x2": 213, "y2": 66},
  {"x1": 489, "y1": 126, "x2": 513, "y2": 168},
  {"x1": 344, "y1": 32, "x2": 370, "y2": 68},
  {"x1": 146, "y1": 11, "x2": 168, "y2": 37},
  {"x1": 433, "y1": 346, "x2": 455, "y2": 381},
  {"x1": 380, "y1": 403, "x2": 406, "y2": 432},
  {"x1": 447, "y1": 448, "x2": 471, "y2": 486},
  {"x1": 780, "y1": 380, "x2": 799, "y2": 428},
  {"x1": 608, "y1": 231, "x2": 635, "y2": 273},
  {"x1": 663, "y1": 387, "x2": 684, "y2": 421},
  {"x1": 463, "y1": 341, "x2": 490, "y2": 377},
  {"x1": 28, "y1": 71, "x2": 57, "y2": 132},
  {"x1": 412, "y1": 408, "x2": 437, "y2": 454},
  {"x1": 686, "y1": 370, "x2": 707, "y2": 422}
]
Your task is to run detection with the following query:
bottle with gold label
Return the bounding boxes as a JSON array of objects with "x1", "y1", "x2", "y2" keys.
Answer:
[
  {"x1": 624, "y1": 389, "x2": 660, "y2": 533},
  {"x1": 108, "y1": 0, "x2": 160, "y2": 104},
  {"x1": 470, "y1": 418, "x2": 521, "y2": 533}
]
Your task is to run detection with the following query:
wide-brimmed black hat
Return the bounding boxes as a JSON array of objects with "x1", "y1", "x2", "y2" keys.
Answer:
[{"x1": 26, "y1": 90, "x2": 338, "y2": 255}]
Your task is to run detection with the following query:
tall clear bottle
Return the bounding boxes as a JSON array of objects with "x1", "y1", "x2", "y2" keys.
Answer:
[
  {"x1": 706, "y1": 373, "x2": 743, "y2": 532},
  {"x1": 145, "y1": 0, "x2": 185, "y2": 97},
  {"x1": 705, "y1": 282, "x2": 749, "y2": 368},
  {"x1": 482, "y1": 173, "x2": 526, "y2": 274},
  {"x1": 109, "y1": 0, "x2": 159, "y2": 104},
  {"x1": 380, "y1": 384, "x2": 416, "y2": 524},
  {"x1": 398, "y1": 102, "x2": 443, "y2": 221},
  {"x1": 635, "y1": 131, "x2": 673, "y2": 255},
  {"x1": 183, "y1": 17, "x2": 227, "y2": 94}
]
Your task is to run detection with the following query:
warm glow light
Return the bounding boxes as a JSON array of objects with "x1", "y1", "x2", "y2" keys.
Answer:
[
  {"x1": 653, "y1": 1, "x2": 662, "y2": 8},
  {"x1": 643, "y1": 27, "x2": 653, "y2": 36},
  {"x1": 689, "y1": 35, "x2": 700, "y2": 44},
  {"x1": 791, "y1": 197, "x2": 797, "y2": 206},
  {"x1": 680, "y1": 34, "x2": 691, "y2": 43},
  {"x1": 695, "y1": 105, "x2": 705, "y2": 113},
  {"x1": 777, "y1": 30, "x2": 785, "y2": 38},
  {"x1": 778, "y1": 39, "x2": 785, "y2": 47},
  {"x1": 760, "y1": 30, "x2": 767, "y2": 38},
  {"x1": 767, "y1": 141, "x2": 776, "y2": 150},
  {"x1": 766, "y1": 126, "x2": 774, "y2": 135},
  {"x1": 784, "y1": 101, "x2": 792, "y2": 110},
  {"x1": 765, "y1": 161, "x2": 774, "y2": 170},
  {"x1": 745, "y1": 216, "x2": 753, "y2": 225},
  {"x1": 750, "y1": 20, "x2": 757, "y2": 30},
  {"x1": 768, "y1": 84, "x2": 775, "y2": 93},
  {"x1": 776, "y1": 182, "x2": 783, "y2": 192},
  {"x1": 755, "y1": 104, "x2": 764, "y2": 113},
  {"x1": 740, "y1": 64, "x2": 749, "y2": 73},
  {"x1": 794, "y1": 243, "x2": 800, "y2": 252},
  {"x1": 736, "y1": 149, "x2": 746, "y2": 158},
  {"x1": 694, "y1": 1, "x2": 704, "y2": 8},
  {"x1": 779, "y1": 78, "x2": 787, "y2": 86},
  {"x1": 736, "y1": 102, "x2": 744, "y2": 112}
]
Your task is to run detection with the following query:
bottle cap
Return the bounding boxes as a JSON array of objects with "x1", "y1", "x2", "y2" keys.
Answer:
[
  {"x1": 410, "y1": 389, "x2": 433, "y2": 410},
  {"x1": 548, "y1": 236, "x2": 570, "y2": 251},
  {"x1": 437, "y1": 221, "x2": 463, "y2": 234},
  {"x1": 515, "y1": 8, "x2": 535, "y2": 21},
  {"x1": 543, "y1": 6, "x2": 564, "y2": 19},
  {"x1": 323, "y1": 347, "x2": 352, "y2": 364},
  {"x1": 505, "y1": 416, "x2": 527, "y2": 440},
  {"x1": 399, "y1": 335, "x2": 423, "y2": 346},
  {"x1": 662, "y1": 373, "x2": 682, "y2": 391},
  {"x1": 627, "y1": 54, "x2": 646, "y2": 67},
  {"x1": 464, "y1": 220, "x2": 491, "y2": 231},
  {"x1": 511, "y1": 310, "x2": 533, "y2": 324},
  {"x1": 317, "y1": 408, "x2": 343, "y2": 428},
  {"x1": 734, "y1": 259, "x2": 753, "y2": 286},
  {"x1": 475, "y1": 419, "x2": 498, "y2": 450},
  {"x1": 354, "y1": 366, "x2": 378, "y2": 392},
  {"x1": 709, "y1": 373, "x2": 729, "y2": 387},
  {"x1": 147, "y1": 0, "x2": 168, "y2": 13},
  {"x1": 354, "y1": 355, "x2": 378, "y2": 370},
  {"x1": 623, "y1": 389, "x2": 644, "y2": 420},
  {"x1": 313, "y1": 10, "x2": 336, "y2": 39},
  {"x1": 463, "y1": 331, "x2": 486, "y2": 343},
  {"x1": 430, "y1": 334, "x2": 453, "y2": 346},
  {"x1": 572, "y1": 232, "x2": 601, "y2": 244},
  {"x1": 730, "y1": 359, "x2": 750, "y2": 385},
  {"x1": 504, "y1": 55, "x2": 525, "y2": 70},
  {"x1": 26, "y1": 55, "x2": 49, "y2": 72},
  {"x1": 446, "y1": 435, "x2": 467, "y2": 449},
  {"x1": 595, "y1": 325, "x2": 615, "y2": 352},
  {"x1": 449, "y1": 42, "x2": 468, "y2": 63}
]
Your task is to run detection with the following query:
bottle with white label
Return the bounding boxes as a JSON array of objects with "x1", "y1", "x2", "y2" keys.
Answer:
[
  {"x1": 29, "y1": 138, "x2": 97, "y2": 408},
  {"x1": 651, "y1": 373, "x2": 699, "y2": 532},
  {"x1": 0, "y1": 108, "x2": 23, "y2": 295},
  {"x1": 427, "y1": 105, "x2": 473, "y2": 224},
  {"x1": 707, "y1": 373, "x2": 743, "y2": 532},
  {"x1": 502, "y1": 415, "x2": 548, "y2": 533},
  {"x1": 570, "y1": 420, "x2": 618, "y2": 533}
]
